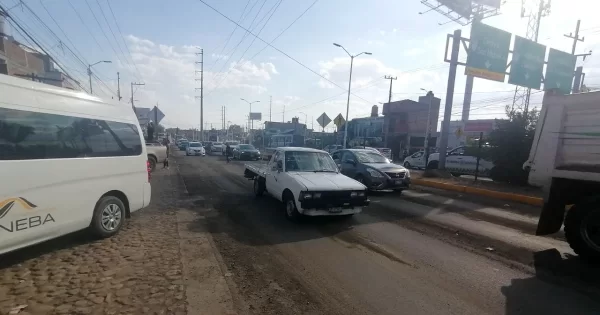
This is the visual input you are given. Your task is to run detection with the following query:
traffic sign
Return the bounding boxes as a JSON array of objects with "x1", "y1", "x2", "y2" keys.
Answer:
[
  {"x1": 545, "y1": 48, "x2": 576, "y2": 95},
  {"x1": 333, "y1": 114, "x2": 345, "y2": 128},
  {"x1": 316, "y1": 113, "x2": 331, "y2": 128},
  {"x1": 508, "y1": 36, "x2": 546, "y2": 89},
  {"x1": 466, "y1": 22, "x2": 511, "y2": 82}
]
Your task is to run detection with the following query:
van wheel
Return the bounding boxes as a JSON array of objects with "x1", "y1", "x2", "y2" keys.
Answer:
[
  {"x1": 253, "y1": 178, "x2": 265, "y2": 197},
  {"x1": 404, "y1": 161, "x2": 411, "y2": 168},
  {"x1": 427, "y1": 161, "x2": 438, "y2": 170},
  {"x1": 148, "y1": 156, "x2": 157, "y2": 172},
  {"x1": 564, "y1": 203, "x2": 600, "y2": 261},
  {"x1": 283, "y1": 192, "x2": 302, "y2": 222},
  {"x1": 91, "y1": 196, "x2": 126, "y2": 238}
]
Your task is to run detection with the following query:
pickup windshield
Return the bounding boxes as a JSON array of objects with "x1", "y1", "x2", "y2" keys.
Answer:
[
  {"x1": 285, "y1": 151, "x2": 338, "y2": 172},
  {"x1": 355, "y1": 151, "x2": 389, "y2": 163}
]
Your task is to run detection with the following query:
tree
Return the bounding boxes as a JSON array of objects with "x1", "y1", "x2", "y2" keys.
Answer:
[{"x1": 487, "y1": 108, "x2": 539, "y2": 184}]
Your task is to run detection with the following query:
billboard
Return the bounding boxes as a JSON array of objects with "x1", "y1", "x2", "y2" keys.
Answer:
[
  {"x1": 438, "y1": 0, "x2": 472, "y2": 19},
  {"x1": 249, "y1": 112, "x2": 262, "y2": 120}
]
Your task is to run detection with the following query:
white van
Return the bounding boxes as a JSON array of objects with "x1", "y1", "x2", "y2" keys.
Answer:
[{"x1": 0, "y1": 75, "x2": 151, "y2": 255}]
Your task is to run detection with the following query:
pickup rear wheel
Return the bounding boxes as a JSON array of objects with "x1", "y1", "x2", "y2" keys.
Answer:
[
  {"x1": 564, "y1": 203, "x2": 600, "y2": 261},
  {"x1": 253, "y1": 178, "x2": 265, "y2": 197},
  {"x1": 283, "y1": 192, "x2": 302, "y2": 222},
  {"x1": 147, "y1": 156, "x2": 157, "y2": 172}
]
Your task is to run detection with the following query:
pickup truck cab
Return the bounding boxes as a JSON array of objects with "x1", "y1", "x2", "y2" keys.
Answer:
[{"x1": 244, "y1": 147, "x2": 369, "y2": 221}]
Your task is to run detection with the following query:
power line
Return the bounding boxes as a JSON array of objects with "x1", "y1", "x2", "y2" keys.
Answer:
[
  {"x1": 105, "y1": 0, "x2": 144, "y2": 81},
  {"x1": 196, "y1": 0, "x2": 376, "y2": 105},
  {"x1": 0, "y1": 3, "x2": 87, "y2": 92},
  {"x1": 67, "y1": 0, "x2": 105, "y2": 53}
]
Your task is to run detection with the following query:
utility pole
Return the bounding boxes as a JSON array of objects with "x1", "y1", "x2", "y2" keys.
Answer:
[
  {"x1": 117, "y1": 72, "x2": 122, "y2": 101},
  {"x1": 195, "y1": 48, "x2": 204, "y2": 142},
  {"x1": 384, "y1": 75, "x2": 397, "y2": 103},
  {"x1": 131, "y1": 82, "x2": 145, "y2": 114},
  {"x1": 564, "y1": 20, "x2": 593, "y2": 94},
  {"x1": 282, "y1": 104, "x2": 285, "y2": 122},
  {"x1": 438, "y1": 29, "x2": 461, "y2": 170}
]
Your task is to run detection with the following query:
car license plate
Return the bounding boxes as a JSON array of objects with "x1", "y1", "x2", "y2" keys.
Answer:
[
  {"x1": 329, "y1": 207, "x2": 343, "y2": 213},
  {"x1": 395, "y1": 180, "x2": 403, "y2": 185}
]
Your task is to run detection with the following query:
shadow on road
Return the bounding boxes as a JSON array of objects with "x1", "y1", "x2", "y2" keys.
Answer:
[{"x1": 501, "y1": 249, "x2": 600, "y2": 314}]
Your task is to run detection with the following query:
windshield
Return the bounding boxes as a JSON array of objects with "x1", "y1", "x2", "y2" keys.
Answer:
[
  {"x1": 214, "y1": 143, "x2": 222, "y2": 145},
  {"x1": 284, "y1": 151, "x2": 338, "y2": 172},
  {"x1": 225, "y1": 141, "x2": 239, "y2": 145},
  {"x1": 189, "y1": 143, "x2": 201, "y2": 147},
  {"x1": 355, "y1": 151, "x2": 389, "y2": 163},
  {"x1": 239, "y1": 144, "x2": 254, "y2": 150}
]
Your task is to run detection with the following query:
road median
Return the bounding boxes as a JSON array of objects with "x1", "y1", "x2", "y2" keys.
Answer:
[{"x1": 411, "y1": 178, "x2": 544, "y2": 207}]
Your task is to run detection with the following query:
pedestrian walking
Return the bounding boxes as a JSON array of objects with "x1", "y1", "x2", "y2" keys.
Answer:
[{"x1": 225, "y1": 143, "x2": 231, "y2": 163}]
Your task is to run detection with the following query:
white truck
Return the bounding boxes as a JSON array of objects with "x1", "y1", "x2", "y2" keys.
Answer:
[
  {"x1": 523, "y1": 90, "x2": 600, "y2": 260},
  {"x1": 244, "y1": 147, "x2": 369, "y2": 221}
]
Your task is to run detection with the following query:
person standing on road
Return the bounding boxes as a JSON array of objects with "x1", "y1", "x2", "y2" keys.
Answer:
[{"x1": 225, "y1": 143, "x2": 232, "y2": 163}]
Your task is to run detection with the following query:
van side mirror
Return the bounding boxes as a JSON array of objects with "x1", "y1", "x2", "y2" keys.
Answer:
[{"x1": 277, "y1": 160, "x2": 283, "y2": 171}]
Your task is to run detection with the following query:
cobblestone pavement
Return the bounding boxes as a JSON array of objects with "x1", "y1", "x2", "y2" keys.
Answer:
[{"x1": 0, "y1": 167, "x2": 187, "y2": 315}]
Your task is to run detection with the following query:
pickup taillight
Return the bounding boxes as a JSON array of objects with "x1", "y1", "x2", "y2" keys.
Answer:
[{"x1": 147, "y1": 160, "x2": 152, "y2": 182}]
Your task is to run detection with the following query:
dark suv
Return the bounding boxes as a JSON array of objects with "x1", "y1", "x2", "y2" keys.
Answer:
[{"x1": 332, "y1": 149, "x2": 410, "y2": 192}]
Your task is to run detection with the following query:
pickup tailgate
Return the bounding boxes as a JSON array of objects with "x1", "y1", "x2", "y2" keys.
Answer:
[{"x1": 244, "y1": 163, "x2": 267, "y2": 179}]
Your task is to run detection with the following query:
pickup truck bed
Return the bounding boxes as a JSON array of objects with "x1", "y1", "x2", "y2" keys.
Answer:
[{"x1": 244, "y1": 163, "x2": 267, "y2": 179}]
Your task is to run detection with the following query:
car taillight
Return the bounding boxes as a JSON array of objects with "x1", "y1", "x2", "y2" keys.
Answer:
[{"x1": 146, "y1": 160, "x2": 152, "y2": 182}]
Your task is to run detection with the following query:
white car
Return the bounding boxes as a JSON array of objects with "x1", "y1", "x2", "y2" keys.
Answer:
[
  {"x1": 403, "y1": 151, "x2": 426, "y2": 169},
  {"x1": 211, "y1": 142, "x2": 223, "y2": 153},
  {"x1": 186, "y1": 142, "x2": 206, "y2": 156},
  {"x1": 244, "y1": 147, "x2": 369, "y2": 221},
  {"x1": 427, "y1": 146, "x2": 494, "y2": 176}
]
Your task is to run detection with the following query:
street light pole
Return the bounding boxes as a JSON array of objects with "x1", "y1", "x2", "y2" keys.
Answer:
[
  {"x1": 420, "y1": 88, "x2": 434, "y2": 168},
  {"x1": 241, "y1": 98, "x2": 260, "y2": 144},
  {"x1": 333, "y1": 43, "x2": 371, "y2": 148},
  {"x1": 87, "y1": 60, "x2": 112, "y2": 94}
]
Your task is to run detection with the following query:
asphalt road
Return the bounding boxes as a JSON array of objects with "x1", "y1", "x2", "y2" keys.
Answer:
[{"x1": 176, "y1": 151, "x2": 600, "y2": 315}]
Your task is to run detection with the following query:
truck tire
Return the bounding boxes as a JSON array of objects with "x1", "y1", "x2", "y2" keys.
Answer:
[
  {"x1": 283, "y1": 191, "x2": 302, "y2": 222},
  {"x1": 148, "y1": 156, "x2": 157, "y2": 172},
  {"x1": 253, "y1": 178, "x2": 265, "y2": 197},
  {"x1": 564, "y1": 203, "x2": 600, "y2": 261}
]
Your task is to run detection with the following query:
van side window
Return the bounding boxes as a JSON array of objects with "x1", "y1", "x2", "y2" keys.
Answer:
[{"x1": 0, "y1": 107, "x2": 142, "y2": 160}]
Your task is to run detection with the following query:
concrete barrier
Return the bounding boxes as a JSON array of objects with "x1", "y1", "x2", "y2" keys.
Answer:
[{"x1": 412, "y1": 178, "x2": 544, "y2": 207}]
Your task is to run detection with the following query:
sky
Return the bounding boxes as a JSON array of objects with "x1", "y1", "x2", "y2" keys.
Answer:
[{"x1": 2, "y1": 0, "x2": 600, "y2": 132}]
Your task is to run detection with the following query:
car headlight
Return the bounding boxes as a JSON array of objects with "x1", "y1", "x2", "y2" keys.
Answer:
[
  {"x1": 367, "y1": 168, "x2": 384, "y2": 178},
  {"x1": 299, "y1": 192, "x2": 322, "y2": 200}
]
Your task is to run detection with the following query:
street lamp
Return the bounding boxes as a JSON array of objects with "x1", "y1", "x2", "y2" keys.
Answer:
[
  {"x1": 333, "y1": 43, "x2": 371, "y2": 148},
  {"x1": 87, "y1": 60, "x2": 112, "y2": 94},
  {"x1": 241, "y1": 98, "x2": 260, "y2": 144},
  {"x1": 420, "y1": 88, "x2": 434, "y2": 168}
]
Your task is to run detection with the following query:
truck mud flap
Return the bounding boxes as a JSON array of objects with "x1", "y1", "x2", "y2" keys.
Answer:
[
  {"x1": 536, "y1": 202, "x2": 566, "y2": 235},
  {"x1": 244, "y1": 168, "x2": 257, "y2": 179}
]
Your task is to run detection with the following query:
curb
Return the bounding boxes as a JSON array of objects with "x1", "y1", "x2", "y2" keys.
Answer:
[{"x1": 411, "y1": 178, "x2": 544, "y2": 207}]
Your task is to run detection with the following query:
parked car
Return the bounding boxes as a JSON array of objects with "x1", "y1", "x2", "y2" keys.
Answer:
[
  {"x1": 233, "y1": 144, "x2": 261, "y2": 160},
  {"x1": 0, "y1": 74, "x2": 151, "y2": 254},
  {"x1": 186, "y1": 142, "x2": 206, "y2": 156},
  {"x1": 332, "y1": 149, "x2": 410, "y2": 192},
  {"x1": 324, "y1": 144, "x2": 344, "y2": 154},
  {"x1": 178, "y1": 140, "x2": 189, "y2": 151},
  {"x1": 211, "y1": 142, "x2": 224, "y2": 153},
  {"x1": 403, "y1": 151, "x2": 426, "y2": 169},
  {"x1": 427, "y1": 146, "x2": 494, "y2": 177}
]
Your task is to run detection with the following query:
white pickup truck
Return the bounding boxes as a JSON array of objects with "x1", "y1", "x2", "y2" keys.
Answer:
[
  {"x1": 524, "y1": 90, "x2": 600, "y2": 260},
  {"x1": 244, "y1": 147, "x2": 369, "y2": 221}
]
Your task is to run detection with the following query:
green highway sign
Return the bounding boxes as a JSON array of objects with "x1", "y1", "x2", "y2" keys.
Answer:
[
  {"x1": 508, "y1": 36, "x2": 546, "y2": 89},
  {"x1": 466, "y1": 22, "x2": 511, "y2": 82},
  {"x1": 545, "y1": 48, "x2": 577, "y2": 95}
]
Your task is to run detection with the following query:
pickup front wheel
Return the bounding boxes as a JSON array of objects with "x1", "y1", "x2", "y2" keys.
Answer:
[
  {"x1": 253, "y1": 178, "x2": 265, "y2": 197},
  {"x1": 284, "y1": 192, "x2": 302, "y2": 222}
]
